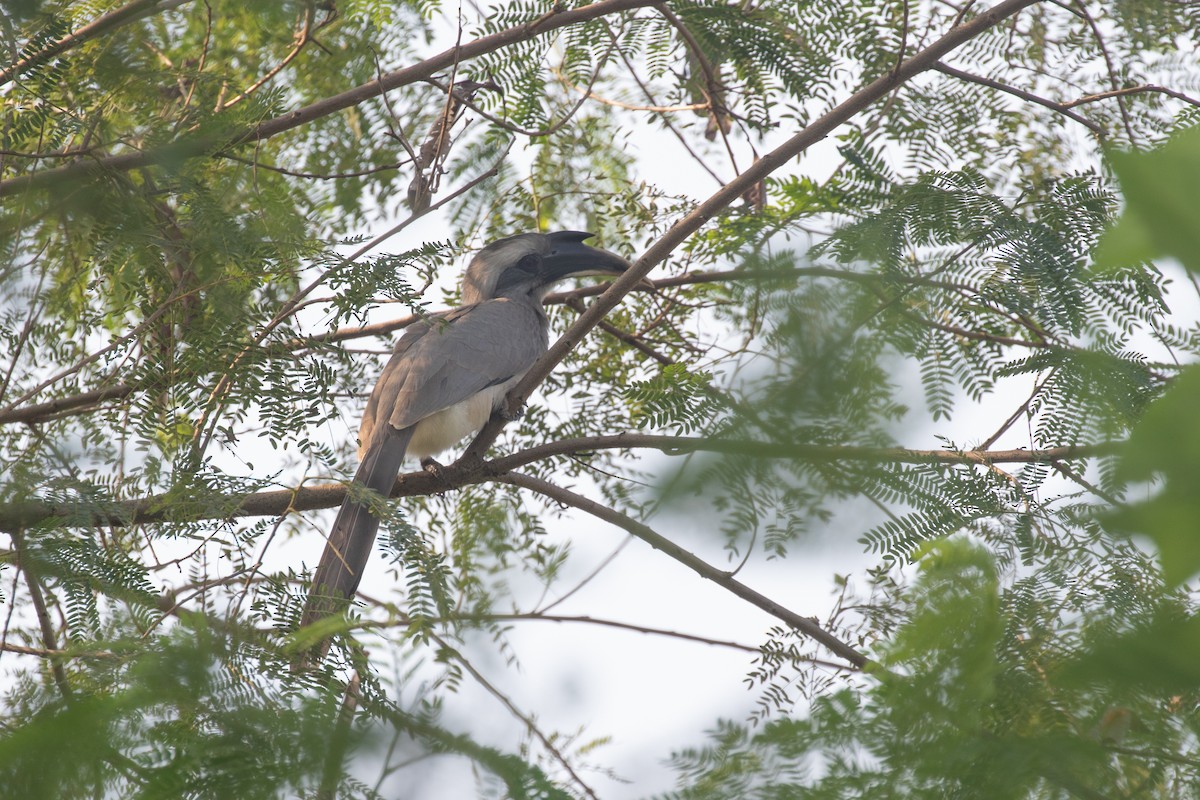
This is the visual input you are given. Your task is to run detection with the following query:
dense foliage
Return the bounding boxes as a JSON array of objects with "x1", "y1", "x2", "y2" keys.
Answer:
[{"x1": 2, "y1": 0, "x2": 1200, "y2": 796}]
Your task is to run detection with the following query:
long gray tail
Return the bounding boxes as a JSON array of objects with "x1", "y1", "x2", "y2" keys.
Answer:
[{"x1": 301, "y1": 426, "x2": 413, "y2": 630}]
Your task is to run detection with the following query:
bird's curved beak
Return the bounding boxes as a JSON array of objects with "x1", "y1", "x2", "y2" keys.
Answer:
[{"x1": 541, "y1": 230, "x2": 632, "y2": 283}]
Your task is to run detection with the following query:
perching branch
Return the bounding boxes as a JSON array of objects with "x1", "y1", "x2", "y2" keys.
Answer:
[
  {"x1": 0, "y1": 434, "x2": 1116, "y2": 532},
  {"x1": 461, "y1": 0, "x2": 1044, "y2": 463}
]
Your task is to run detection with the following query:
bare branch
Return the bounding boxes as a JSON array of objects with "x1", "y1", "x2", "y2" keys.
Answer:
[
  {"x1": 934, "y1": 61, "x2": 1105, "y2": 134},
  {"x1": 486, "y1": 433, "x2": 1121, "y2": 470},
  {"x1": 1069, "y1": 0, "x2": 1135, "y2": 142},
  {"x1": 414, "y1": 612, "x2": 855, "y2": 669},
  {"x1": 0, "y1": 641, "x2": 115, "y2": 659},
  {"x1": 217, "y1": 152, "x2": 412, "y2": 181},
  {"x1": 499, "y1": 471, "x2": 869, "y2": 668},
  {"x1": 0, "y1": 383, "x2": 133, "y2": 425},
  {"x1": 456, "y1": 613, "x2": 762, "y2": 653},
  {"x1": 10, "y1": 530, "x2": 72, "y2": 696},
  {"x1": 1063, "y1": 83, "x2": 1200, "y2": 110},
  {"x1": 218, "y1": 5, "x2": 325, "y2": 111},
  {"x1": 426, "y1": 629, "x2": 601, "y2": 800}
]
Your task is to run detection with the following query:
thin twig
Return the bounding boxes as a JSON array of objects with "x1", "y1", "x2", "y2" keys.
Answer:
[
  {"x1": 218, "y1": 152, "x2": 412, "y2": 180},
  {"x1": 218, "y1": 6, "x2": 319, "y2": 111},
  {"x1": 428, "y1": 630, "x2": 601, "y2": 800},
  {"x1": 1063, "y1": 83, "x2": 1200, "y2": 110},
  {"x1": 500, "y1": 471, "x2": 869, "y2": 667},
  {"x1": 934, "y1": 61, "x2": 1104, "y2": 134},
  {"x1": 11, "y1": 530, "x2": 72, "y2": 696}
]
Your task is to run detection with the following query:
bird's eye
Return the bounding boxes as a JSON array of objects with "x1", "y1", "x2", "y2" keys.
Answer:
[{"x1": 517, "y1": 253, "x2": 541, "y2": 273}]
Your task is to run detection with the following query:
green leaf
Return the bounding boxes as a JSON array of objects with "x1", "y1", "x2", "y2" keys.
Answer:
[
  {"x1": 1095, "y1": 125, "x2": 1200, "y2": 272},
  {"x1": 1063, "y1": 610, "x2": 1200, "y2": 694},
  {"x1": 1107, "y1": 365, "x2": 1200, "y2": 586}
]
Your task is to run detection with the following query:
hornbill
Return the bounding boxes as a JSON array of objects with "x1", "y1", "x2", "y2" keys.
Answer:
[{"x1": 300, "y1": 231, "x2": 631, "y2": 637}]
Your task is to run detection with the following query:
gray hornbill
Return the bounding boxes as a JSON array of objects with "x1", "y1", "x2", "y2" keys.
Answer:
[{"x1": 301, "y1": 231, "x2": 631, "y2": 633}]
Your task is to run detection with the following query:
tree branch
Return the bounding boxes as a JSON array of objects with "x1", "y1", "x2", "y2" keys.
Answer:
[
  {"x1": 10, "y1": 530, "x2": 71, "y2": 696},
  {"x1": 933, "y1": 61, "x2": 1104, "y2": 134},
  {"x1": 426, "y1": 629, "x2": 601, "y2": 800},
  {"x1": 0, "y1": 383, "x2": 133, "y2": 425},
  {"x1": 460, "y1": 0, "x2": 1043, "y2": 463},
  {"x1": 0, "y1": 0, "x2": 190, "y2": 87},
  {"x1": 499, "y1": 471, "x2": 869, "y2": 668},
  {"x1": 0, "y1": 641, "x2": 115, "y2": 659},
  {"x1": 0, "y1": 264, "x2": 974, "y2": 427},
  {"x1": 1062, "y1": 83, "x2": 1200, "y2": 111},
  {"x1": 0, "y1": 0, "x2": 657, "y2": 198},
  {"x1": 0, "y1": 434, "x2": 1115, "y2": 534},
  {"x1": 444, "y1": 613, "x2": 760, "y2": 654},
  {"x1": 487, "y1": 434, "x2": 1120, "y2": 470}
]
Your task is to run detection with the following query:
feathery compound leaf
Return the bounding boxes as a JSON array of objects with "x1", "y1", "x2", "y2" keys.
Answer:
[
  {"x1": 622, "y1": 363, "x2": 721, "y2": 434},
  {"x1": 2, "y1": 1, "x2": 1200, "y2": 796}
]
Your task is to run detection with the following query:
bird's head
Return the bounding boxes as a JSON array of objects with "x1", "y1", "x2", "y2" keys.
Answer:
[{"x1": 461, "y1": 231, "x2": 632, "y2": 304}]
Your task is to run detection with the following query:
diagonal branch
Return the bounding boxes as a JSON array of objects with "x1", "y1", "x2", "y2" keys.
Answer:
[
  {"x1": 933, "y1": 61, "x2": 1104, "y2": 134},
  {"x1": 426, "y1": 629, "x2": 601, "y2": 800},
  {"x1": 0, "y1": 0, "x2": 191, "y2": 87},
  {"x1": 0, "y1": 0, "x2": 657, "y2": 198},
  {"x1": 461, "y1": 0, "x2": 1043, "y2": 463},
  {"x1": 498, "y1": 471, "x2": 869, "y2": 668}
]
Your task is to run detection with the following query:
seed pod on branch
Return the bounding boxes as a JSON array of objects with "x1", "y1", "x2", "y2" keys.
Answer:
[{"x1": 407, "y1": 79, "x2": 501, "y2": 212}]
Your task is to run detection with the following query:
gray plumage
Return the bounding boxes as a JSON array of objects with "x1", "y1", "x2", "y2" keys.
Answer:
[
  {"x1": 358, "y1": 300, "x2": 548, "y2": 459},
  {"x1": 301, "y1": 231, "x2": 630, "y2": 638}
]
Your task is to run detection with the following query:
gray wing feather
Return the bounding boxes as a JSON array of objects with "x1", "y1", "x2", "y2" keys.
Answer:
[
  {"x1": 359, "y1": 299, "x2": 548, "y2": 449},
  {"x1": 357, "y1": 310, "x2": 441, "y2": 455}
]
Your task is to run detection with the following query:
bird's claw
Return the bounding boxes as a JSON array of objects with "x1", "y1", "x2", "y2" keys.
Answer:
[
  {"x1": 500, "y1": 398, "x2": 525, "y2": 422},
  {"x1": 420, "y1": 457, "x2": 454, "y2": 492}
]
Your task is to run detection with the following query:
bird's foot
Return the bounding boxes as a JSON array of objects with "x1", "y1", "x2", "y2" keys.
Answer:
[
  {"x1": 500, "y1": 397, "x2": 526, "y2": 422},
  {"x1": 420, "y1": 457, "x2": 452, "y2": 491}
]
